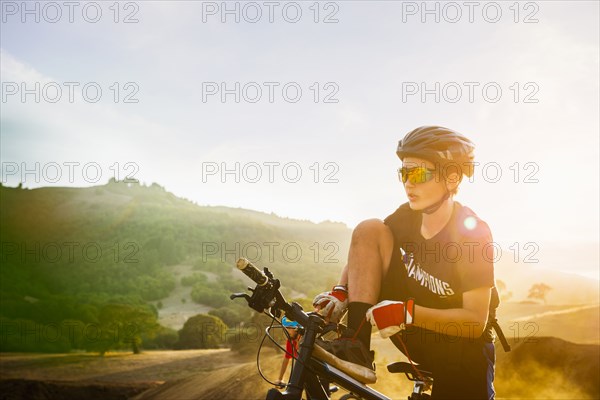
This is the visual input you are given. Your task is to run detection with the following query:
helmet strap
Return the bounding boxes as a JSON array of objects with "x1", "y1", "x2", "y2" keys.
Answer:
[{"x1": 421, "y1": 187, "x2": 450, "y2": 215}]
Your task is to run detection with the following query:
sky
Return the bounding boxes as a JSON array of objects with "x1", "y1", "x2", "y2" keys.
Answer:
[{"x1": 1, "y1": 1, "x2": 599, "y2": 275}]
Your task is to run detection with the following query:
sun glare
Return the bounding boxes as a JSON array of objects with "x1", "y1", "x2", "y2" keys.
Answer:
[{"x1": 464, "y1": 216, "x2": 477, "y2": 230}]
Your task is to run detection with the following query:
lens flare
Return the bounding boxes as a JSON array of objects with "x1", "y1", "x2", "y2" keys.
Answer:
[{"x1": 464, "y1": 216, "x2": 477, "y2": 230}]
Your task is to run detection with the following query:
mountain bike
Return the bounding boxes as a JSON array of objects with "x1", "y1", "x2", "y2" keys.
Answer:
[{"x1": 230, "y1": 258, "x2": 434, "y2": 400}]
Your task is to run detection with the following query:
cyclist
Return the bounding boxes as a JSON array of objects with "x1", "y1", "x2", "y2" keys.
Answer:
[
  {"x1": 313, "y1": 126, "x2": 497, "y2": 399},
  {"x1": 275, "y1": 316, "x2": 303, "y2": 388}
]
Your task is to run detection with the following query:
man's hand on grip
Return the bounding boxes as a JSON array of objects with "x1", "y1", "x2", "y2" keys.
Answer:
[{"x1": 312, "y1": 285, "x2": 348, "y2": 323}]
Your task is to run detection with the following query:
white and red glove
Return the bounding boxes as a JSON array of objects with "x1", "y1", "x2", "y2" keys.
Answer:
[
  {"x1": 312, "y1": 285, "x2": 348, "y2": 323},
  {"x1": 365, "y1": 299, "x2": 415, "y2": 339}
]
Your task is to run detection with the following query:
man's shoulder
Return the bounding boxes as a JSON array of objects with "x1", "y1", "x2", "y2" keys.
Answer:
[{"x1": 453, "y1": 202, "x2": 492, "y2": 241}]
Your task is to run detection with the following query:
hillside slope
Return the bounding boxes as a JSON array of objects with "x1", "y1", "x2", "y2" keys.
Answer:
[{"x1": 0, "y1": 181, "x2": 350, "y2": 352}]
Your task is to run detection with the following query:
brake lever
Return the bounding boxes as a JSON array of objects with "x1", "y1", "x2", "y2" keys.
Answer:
[{"x1": 230, "y1": 293, "x2": 251, "y2": 303}]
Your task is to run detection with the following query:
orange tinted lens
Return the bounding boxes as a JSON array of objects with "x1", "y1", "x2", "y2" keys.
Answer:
[{"x1": 399, "y1": 167, "x2": 434, "y2": 184}]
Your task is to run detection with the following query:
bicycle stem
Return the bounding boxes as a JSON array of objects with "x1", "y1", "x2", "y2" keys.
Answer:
[{"x1": 283, "y1": 313, "x2": 326, "y2": 399}]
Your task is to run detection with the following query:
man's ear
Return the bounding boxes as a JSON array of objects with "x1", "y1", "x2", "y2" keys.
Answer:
[{"x1": 445, "y1": 172, "x2": 461, "y2": 193}]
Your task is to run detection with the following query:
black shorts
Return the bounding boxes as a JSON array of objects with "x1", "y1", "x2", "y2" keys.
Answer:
[
  {"x1": 380, "y1": 257, "x2": 496, "y2": 399},
  {"x1": 387, "y1": 328, "x2": 495, "y2": 400},
  {"x1": 429, "y1": 340, "x2": 495, "y2": 400}
]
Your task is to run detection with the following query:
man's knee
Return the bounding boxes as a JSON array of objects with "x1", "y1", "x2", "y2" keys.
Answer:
[
  {"x1": 350, "y1": 219, "x2": 394, "y2": 272},
  {"x1": 352, "y1": 219, "x2": 392, "y2": 245}
]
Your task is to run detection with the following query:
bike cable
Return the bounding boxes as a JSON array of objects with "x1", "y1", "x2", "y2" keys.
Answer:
[
  {"x1": 256, "y1": 312, "x2": 299, "y2": 388},
  {"x1": 394, "y1": 332, "x2": 429, "y2": 384},
  {"x1": 257, "y1": 311, "x2": 316, "y2": 388},
  {"x1": 256, "y1": 314, "x2": 281, "y2": 386}
]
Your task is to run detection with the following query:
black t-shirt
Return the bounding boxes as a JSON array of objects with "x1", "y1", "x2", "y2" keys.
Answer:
[{"x1": 381, "y1": 201, "x2": 496, "y2": 372}]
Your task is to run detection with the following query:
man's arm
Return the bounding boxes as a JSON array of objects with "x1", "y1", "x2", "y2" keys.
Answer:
[
  {"x1": 277, "y1": 356, "x2": 290, "y2": 382},
  {"x1": 413, "y1": 287, "x2": 491, "y2": 339}
]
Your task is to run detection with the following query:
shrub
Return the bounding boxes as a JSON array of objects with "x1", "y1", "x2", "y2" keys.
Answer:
[{"x1": 175, "y1": 314, "x2": 227, "y2": 349}]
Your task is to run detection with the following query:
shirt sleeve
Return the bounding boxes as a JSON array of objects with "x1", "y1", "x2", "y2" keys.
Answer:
[{"x1": 285, "y1": 339, "x2": 293, "y2": 359}]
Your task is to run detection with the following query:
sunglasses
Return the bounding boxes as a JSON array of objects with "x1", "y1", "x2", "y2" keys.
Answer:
[{"x1": 398, "y1": 166, "x2": 437, "y2": 184}]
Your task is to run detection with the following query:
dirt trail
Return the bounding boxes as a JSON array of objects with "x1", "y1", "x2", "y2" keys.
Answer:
[
  {"x1": 0, "y1": 349, "x2": 261, "y2": 400},
  {"x1": 2, "y1": 304, "x2": 598, "y2": 399},
  {"x1": 0, "y1": 349, "x2": 237, "y2": 383},
  {"x1": 133, "y1": 354, "x2": 281, "y2": 400},
  {"x1": 510, "y1": 303, "x2": 599, "y2": 322}
]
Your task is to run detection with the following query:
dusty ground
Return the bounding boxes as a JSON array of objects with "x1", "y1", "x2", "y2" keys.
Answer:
[
  {"x1": 0, "y1": 349, "x2": 262, "y2": 400},
  {"x1": 0, "y1": 349, "x2": 246, "y2": 383},
  {"x1": 1, "y1": 304, "x2": 598, "y2": 399}
]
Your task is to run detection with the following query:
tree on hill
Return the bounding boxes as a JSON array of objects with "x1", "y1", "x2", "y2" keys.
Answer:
[
  {"x1": 208, "y1": 302, "x2": 252, "y2": 328},
  {"x1": 527, "y1": 283, "x2": 552, "y2": 304},
  {"x1": 175, "y1": 314, "x2": 227, "y2": 349},
  {"x1": 93, "y1": 304, "x2": 159, "y2": 355},
  {"x1": 191, "y1": 284, "x2": 229, "y2": 308}
]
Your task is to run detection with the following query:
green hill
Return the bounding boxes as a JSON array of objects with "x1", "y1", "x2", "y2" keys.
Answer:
[{"x1": 0, "y1": 180, "x2": 350, "y2": 352}]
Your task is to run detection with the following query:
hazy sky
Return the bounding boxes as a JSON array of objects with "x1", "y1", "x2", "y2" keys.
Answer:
[{"x1": 1, "y1": 1, "x2": 599, "y2": 254}]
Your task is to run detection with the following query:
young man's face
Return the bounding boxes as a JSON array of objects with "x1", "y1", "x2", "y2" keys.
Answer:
[{"x1": 401, "y1": 157, "x2": 459, "y2": 211}]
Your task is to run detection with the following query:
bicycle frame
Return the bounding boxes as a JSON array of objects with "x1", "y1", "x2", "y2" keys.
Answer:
[
  {"x1": 265, "y1": 312, "x2": 391, "y2": 400},
  {"x1": 231, "y1": 258, "x2": 428, "y2": 400}
]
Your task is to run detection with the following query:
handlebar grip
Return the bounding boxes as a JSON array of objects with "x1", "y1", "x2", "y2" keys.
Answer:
[{"x1": 236, "y1": 258, "x2": 268, "y2": 286}]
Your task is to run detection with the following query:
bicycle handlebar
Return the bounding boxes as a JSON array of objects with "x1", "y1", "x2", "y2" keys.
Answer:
[
  {"x1": 236, "y1": 258, "x2": 269, "y2": 286},
  {"x1": 231, "y1": 258, "x2": 317, "y2": 330}
]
